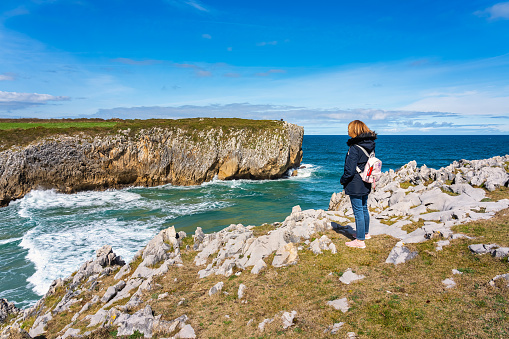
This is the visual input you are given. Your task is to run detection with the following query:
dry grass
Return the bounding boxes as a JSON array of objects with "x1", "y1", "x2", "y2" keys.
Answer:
[
  {"x1": 21, "y1": 188, "x2": 509, "y2": 339},
  {"x1": 402, "y1": 218, "x2": 424, "y2": 233},
  {"x1": 80, "y1": 207, "x2": 509, "y2": 338}
]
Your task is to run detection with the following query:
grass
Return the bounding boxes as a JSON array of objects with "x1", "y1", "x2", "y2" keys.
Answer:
[
  {"x1": 399, "y1": 181, "x2": 414, "y2": 189},
  {"x1": 0, "y1": 118, "x2": 287, "y2": 151},
  {"x1": 486, "y1": 187, "x2": 509, "y2": 202},
  {"x1": 402, "y1": 218, "x2": 424, "y2": 233},
  {"x1": 12, "y1": 187, "x2": 509, "y2": 339}
]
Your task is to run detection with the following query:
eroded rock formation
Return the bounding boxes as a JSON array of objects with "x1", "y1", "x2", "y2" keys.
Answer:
[{"x1": 0, "y1": 121, "x2": 303, "y2": 206}]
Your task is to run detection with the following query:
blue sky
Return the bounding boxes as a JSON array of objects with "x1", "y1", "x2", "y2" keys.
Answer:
[{"x1": 1, "y1": 0, "x2": 509, "y2": 134}]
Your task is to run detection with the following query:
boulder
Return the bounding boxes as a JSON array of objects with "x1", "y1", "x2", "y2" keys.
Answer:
[
  {"x1": 326, "y1": 298, "x2": 349, "y2": 313},
  {"x1": 251, "y1": 259, "x2": 267, "y2": 274},
  {"x1": 339, "y1": 269, "x2": 365, "y2": 284},
  {"x1": 281, "y1": 311, "x2": 297, "y2": 329},
  {"x1": 468, "y1": 243, "x2": 499, "y2": 254},
  {"x1": 0, "y1": 299, "x2": 19, "y2": 324},
  {"x1": 385, "y1": 242, "x2": 418, "y2": 265},
  {"x1": 209, "y1": 282, "x2": 224, "y2": 296},
  {"x1": 272, "y1": 243, "x2": 298, "y2": 267}
]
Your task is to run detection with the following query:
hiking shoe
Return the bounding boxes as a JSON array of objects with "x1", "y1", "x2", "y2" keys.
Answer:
[
  {"x1": 353, "y1": 233, "x2": 371, "y2": 240},
  {"x1": 345, "y1": 239, "x2": 366, "y2": 249}
]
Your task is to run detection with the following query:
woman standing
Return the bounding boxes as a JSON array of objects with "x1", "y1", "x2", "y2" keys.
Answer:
[{"x1": 340, "y1": 120, "x2": 377, "y2": 249}]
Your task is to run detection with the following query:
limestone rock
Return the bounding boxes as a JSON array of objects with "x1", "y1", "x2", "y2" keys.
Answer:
[
  {"x1": 339, "y1": 269, "x2": 365, "y2": 284},
  {"x1": 272, "y1": 243, "x2": 298, "y2": 267},
  {"x1": 281, "y1": 311, "x2": 297, "y2": 329},
  {"x1": 258, "y1": 318, "x2": 274, "y2": 332},
  {"x1": 0, "y1": 121, "x2": 303, "y2": 206},
  {"x1": 209, "y1": 282, "x2": 224, "y2": 296},
  {"x1": 489, "y1": 273, "x2": 509, "y2": 287},
  {"x1": 385, "y1": 242, "x2": 418, "y2": 265},
  {"x1": 326, "y1": 298, "x2": 349, "y2": 313},
  {"x1": 491, "y1": 247, "x2": 509, "y2": 258},
  {"x1": 0, "y1": 298, "x2": 19, "y2": 324},
  {"x1": 238, "y1": 284, "x2": 246, "y2": 299},
  {"x1": 469, "y1": 243, "x2": 500, "y2": 254},
  {"x1": 251, "y1": 259, "x2": 267, "y2": 274},
  {"x1": 442, "y1": 278, "x2": 456, "y2": 289},
  {"x1": 29, "y1": 311, "x2": 53, "y2": 337},
  {"x1": 174, "y1": 324, "x2": 196, "y2": 338}
]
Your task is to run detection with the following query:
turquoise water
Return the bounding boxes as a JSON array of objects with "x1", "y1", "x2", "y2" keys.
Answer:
[{"x1": 1, "y1": 135, "x2": 509, "y2": 308}]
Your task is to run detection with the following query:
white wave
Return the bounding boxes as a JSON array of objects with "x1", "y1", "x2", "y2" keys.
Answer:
[
  {"x1": 20, "y1": 219, "x2": 157, "y2": 296},
  {"x1": 0, "y1": 237, "x2": 22, "y2": 246},
  {"x1": 288, "y1": 163, "x2": 319, "y2": 179},
  {"x1": 17, "y1": 189, "x2": 141, "y2": 218}
]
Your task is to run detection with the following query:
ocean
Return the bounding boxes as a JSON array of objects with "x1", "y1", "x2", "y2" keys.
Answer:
[{"x1": 1, "y1": 135, "x2": 508, "y2": 308}]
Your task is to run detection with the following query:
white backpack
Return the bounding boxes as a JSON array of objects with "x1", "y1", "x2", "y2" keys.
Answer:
[{"x1": 355, "y1": 145, "x2": 382, "y2": 187}]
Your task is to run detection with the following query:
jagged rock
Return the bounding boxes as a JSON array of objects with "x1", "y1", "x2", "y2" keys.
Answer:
[
  {"x1": 0, "y1": 121, "x2": 303, "y2": 206},
  {"x1": 452, "y1": 269, "x2": 463, "y2": 275},
  {"x1": 29, "y1": 311, "x2": 53, "y2": 337},
  {"x1": 58, "y1": 327, "x2": 81, "y2": 339},
  {"x1": 0, "y1": 298, "x2": 19, "y2": 324},
  {"x1": 385, "y1": 242, "x2": 418, "y2": 265},
  {"x1": 115, "y1": 305, "x2": 157, "y2": 337},
  {"x1": 272, "y1": 243, "x2": 298, "y2": 267},
  {"x1": 238, "y1": 284, "x2": 246, "y2": 299},
  {"x1": 436, "y1": 240, "x2": 450, "y2": 251},
  {"x1": 326, "y1": 298, "x2": 349, "y2": 313},
  {"x1": 339, "y1": 269, "x2": 365, "y2": 284},
  {"x1": 309, "y1": 235, "x2": 335, "y2": 254},
  {"x1": 251, "y1": 259, "x2": 267, "y2": 274},
  {"x1": 258, "y1": 318, "x2": 274, "y2": 332},
  {"x1": 281, "y1": 311, "x2": 297, "y2": 329},
  {"x1": 209, "y1": 282, "x2": 224, "y2": 296},
  {"x1": 0, "y1": 326, "x2": 31, "y2": 339},
  {"x1": 489, "y1": 274, "x2": 509, "y2": 287},
  {"x1": 442, "y1": 278, "x2": 456, "y2": 289},
  {"x1": 115, "y1": 264, "x2": 131, "y2": 280},
  {"x1": 101, "y1": 280, "x2": 126, "y2": 303},
  {"x1": 325, "y1": 322, "x2": 344, "y2": 335},
  {"x1": 469, "y1": 243, "x2": 500, "y2": 254},
  {"x1": 173, "y1": 324, "x2": 196, "y2": 338},
  {"x1": 72, "y1": 245, "x2": 125, "y2": 286},
  {"x1": 491, "y1": 247, "x2": 509, "y2": 258},
  {"x1": 193, "y1": 227, "x2": 205, "y2": 251},
  {"x1": 470, "y1": 167, "x2": 509, "y2": 191}
]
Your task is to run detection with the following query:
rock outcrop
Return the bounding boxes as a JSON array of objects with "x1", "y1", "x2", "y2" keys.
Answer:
[
  {"x1": 329, "y1": 155, "x2": 509, "y2": 244},
  {"x1": 0, "y1": 120, "x2": 303, "y2": 206},
  {"x1": 1, "y1": 154, "x2": 508, "y2": 338}
]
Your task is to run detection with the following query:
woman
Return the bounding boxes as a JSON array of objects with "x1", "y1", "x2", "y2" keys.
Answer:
[{"x1": 340, "y1": 120, "x2": 377, "y2": 249}]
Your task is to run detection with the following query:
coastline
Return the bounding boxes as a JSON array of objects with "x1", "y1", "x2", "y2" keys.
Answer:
[{"x1": 2, "y1": 154, "x2": 508, "y2": 338}]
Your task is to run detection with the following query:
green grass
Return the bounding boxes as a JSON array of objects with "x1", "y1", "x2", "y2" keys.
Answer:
[
  {"x1": 0, "y1": 121, "x2": 118, "y2": 130},
  {"x1": 0, "y1": 118, "x2": 286, "y2": 151}
]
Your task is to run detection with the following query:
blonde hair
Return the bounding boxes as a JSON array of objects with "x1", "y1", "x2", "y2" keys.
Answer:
[{"x1": 348, "y1": 120, "x2": 371, "y2": 138}]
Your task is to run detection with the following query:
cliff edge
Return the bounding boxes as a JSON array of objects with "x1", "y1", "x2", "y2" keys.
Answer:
[{"x1": 0, "y1": 119, "x2": 303, "y2": 206}]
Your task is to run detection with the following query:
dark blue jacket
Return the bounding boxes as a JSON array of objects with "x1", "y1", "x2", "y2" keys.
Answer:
[{"x1": 340, "y1": 132, "x2": 377, "y2": 196}]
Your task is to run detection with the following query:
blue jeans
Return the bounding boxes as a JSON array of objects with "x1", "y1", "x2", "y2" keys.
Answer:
[{"x1": 349, "y1": 195, "x2": 370, "y2": 241}]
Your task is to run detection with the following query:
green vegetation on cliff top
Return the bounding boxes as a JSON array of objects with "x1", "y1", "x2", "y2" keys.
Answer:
[{"x1": 0, "y1": 118, "x2": 286, "y2": 151}]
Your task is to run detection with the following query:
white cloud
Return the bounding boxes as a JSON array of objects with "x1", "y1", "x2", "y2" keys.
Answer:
[
  {"x1": 0, "y1": 90, "x2": 69, "y2": 110},
  {"x1": 167, "y1": 0, "x2": 210, "y2": 13},
  {"x1": 255, "y1": 69, "x2": 286, "y2": 77},
  {"x1": 400, "y1": 90, "x2": 509, "y2": 115},
  {"x1": 0, "y1": 73, "x2": 15, "y2": 81},
  {"x1": 112, "y1": 58, "x2": 163, "y2": 65},
  {"x1": 475, "y1": 2, "x2": 509, "y2": 20},
  {"x1": 257, "y1": 41, "x2": 278, "y2": 46},
  {"x1": 202, "y1": 33, "x2": 212, "y2": 39}
]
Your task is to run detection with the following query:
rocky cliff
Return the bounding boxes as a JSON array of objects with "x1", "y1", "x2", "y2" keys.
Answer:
[{"x1": 0, "y1": 119, "x2": 303, "y2": 206}]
